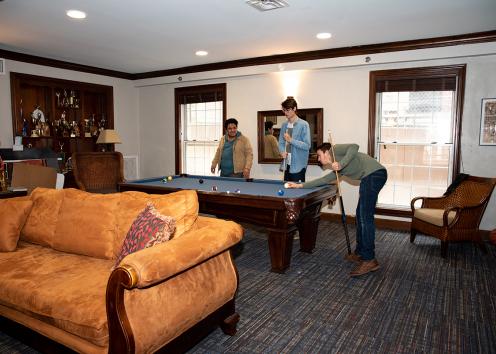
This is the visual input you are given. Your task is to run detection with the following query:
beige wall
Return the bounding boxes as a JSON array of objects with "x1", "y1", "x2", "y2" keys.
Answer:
[
  {"x1": 1, "y1": 43, "x2": 495, "y2": 229},
  {"x1": 0, "y1": 60, "x2": 139, "y2": 157},
  {"x1": 136, "y1": 43, "x2": 496, "y2": 229}
]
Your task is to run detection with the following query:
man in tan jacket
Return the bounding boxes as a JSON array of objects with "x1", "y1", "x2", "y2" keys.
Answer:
[{"x1": 211, "y1": 118, "x2": 253, "y2": 178}]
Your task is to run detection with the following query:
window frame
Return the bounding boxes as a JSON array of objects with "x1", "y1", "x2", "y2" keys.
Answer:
[
  {"x1": 174, "y1": 83, "x2": 226, "y2": 174},
  {"x1": 368, "y1": 65, "x2": 466, "y2": 217}
]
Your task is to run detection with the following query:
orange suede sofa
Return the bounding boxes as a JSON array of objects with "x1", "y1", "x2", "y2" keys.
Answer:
[{"x1": 0, "y1": 187, "x2": 243, "y2": 353}]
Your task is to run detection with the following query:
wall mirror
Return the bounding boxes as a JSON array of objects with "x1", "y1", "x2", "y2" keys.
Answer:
[{"x1": 257, "y1": 108, "x2": 323, "y2": 164}]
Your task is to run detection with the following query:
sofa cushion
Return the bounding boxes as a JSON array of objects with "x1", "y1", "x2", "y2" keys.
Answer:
[
  {"x1": 114, "y1": 190, "x2": 198, "y2": 258},
  {"x1": 21, "y1": 188, "x2": 64, "y2": 247},
  {"x1": 115, "y1": 203, "x2": 175, "y2": 267},
  {"x1": 53, "y1": 190, "x2": 120, "y2": 259},
  {"x1": 0, "y1": 199, "x2": 33, "y2": 252},
  {"x1": 0, "y1": 241, "x2": 111, "y2": 347}
]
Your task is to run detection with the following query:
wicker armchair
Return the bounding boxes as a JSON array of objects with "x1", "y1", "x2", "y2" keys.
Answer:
[
  {"x1": 71, "y1": 152, "x2": 124, "y2": 193},
  {"x1": 410, "y1": 175, "x2": 496, "y2": 257}
]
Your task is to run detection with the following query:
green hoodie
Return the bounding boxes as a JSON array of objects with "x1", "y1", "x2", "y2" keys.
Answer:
[{"x1": 302, "y1": 144, "x2": 385, "y2": 188}]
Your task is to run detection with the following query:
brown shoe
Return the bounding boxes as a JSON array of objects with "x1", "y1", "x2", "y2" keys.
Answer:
[
  {"x1": 350, "y1": 259, "x2": 380, "y2": 277},
  {"x1": 344, "y1": 253, "x2": 361, "y2": 263}
]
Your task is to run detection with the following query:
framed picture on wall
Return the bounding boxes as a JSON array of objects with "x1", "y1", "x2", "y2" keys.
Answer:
[{"x1": 479, "y1": 98, "x2": 496, "y2": 146}]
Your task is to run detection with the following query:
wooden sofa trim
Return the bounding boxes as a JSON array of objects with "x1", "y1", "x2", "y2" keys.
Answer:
[{"x1": 106, "y1": 265, "x2": 137, "y2": 354}]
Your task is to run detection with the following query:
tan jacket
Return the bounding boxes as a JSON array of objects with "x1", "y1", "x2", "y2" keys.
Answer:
[
  {"x1": 264, "y1": 134, "x2": 281, "y2": 159},
  {"x1": 211, "y1": 133, "x2": 253, "y2": 173}
]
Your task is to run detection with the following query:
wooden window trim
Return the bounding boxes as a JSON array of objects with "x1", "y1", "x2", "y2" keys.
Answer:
[
  {"x1": 174, "y1": 83, "x2": 226, "y2": 174},
  {"x1": 368, "y1": 65, "x2": 466, "y2": 216}
]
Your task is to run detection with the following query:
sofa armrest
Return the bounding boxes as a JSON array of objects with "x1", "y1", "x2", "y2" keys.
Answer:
[
  {"x1": 106, "y1": 216, "x2": 243, "y2": 354},
  {"x1": 118, "y1": 216, "x2": 243, "y2": 288}
]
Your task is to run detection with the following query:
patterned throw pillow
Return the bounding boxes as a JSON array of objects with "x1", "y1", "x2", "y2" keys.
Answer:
[{"x1": 114, "y1": 203, "x2": 175, "y2": 267}]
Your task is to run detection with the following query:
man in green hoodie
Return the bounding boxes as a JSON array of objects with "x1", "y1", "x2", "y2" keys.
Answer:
[
  {"x1": 286, "y1": 143, "x2": 387, "y2": 277},
  {"x1": 211, "y1": 118, "x2": 253, "y2": 178}
]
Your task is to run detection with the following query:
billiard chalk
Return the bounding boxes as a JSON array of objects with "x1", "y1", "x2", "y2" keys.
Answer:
[
  {"x1": 284, "y1": 182, "x2": 290, "y2": 189},
  {"x1": 277, "y1": 189, "x2": 284, "y2": 196},
  {"x1": 199, "y1": 179, "x2": 204, "y2": 184}
]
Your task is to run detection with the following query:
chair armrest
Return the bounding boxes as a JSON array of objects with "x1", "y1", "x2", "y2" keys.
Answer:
[
  {"x1": 411, "y1": 195, "x2": 450, "y2": 210},
  {"x1": 117, "y1": 217, "x2": 243, "y2": 289},
  {"x1": 445, "y1": 203, "x2": 487, "y2": 228}
]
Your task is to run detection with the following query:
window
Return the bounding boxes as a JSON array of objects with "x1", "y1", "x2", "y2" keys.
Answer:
[
  {"x1": 175, "y1": 84, "x2": 226, "y2": 174},
  {"x1": 368, "y1": 65, "x2": 466, "y2": 215}
]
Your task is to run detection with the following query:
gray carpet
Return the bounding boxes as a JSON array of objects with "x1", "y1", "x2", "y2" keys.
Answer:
[{"x1": 1, "y1": 221, "x2": 495, "y2": 353}]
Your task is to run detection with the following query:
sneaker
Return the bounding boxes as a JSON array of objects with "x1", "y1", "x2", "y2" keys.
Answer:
[
  {"x1": 344, "y1": 253, "x2": 361, "y2": 263},
  {"x1": 350, "y1": 259, "x2": 380, "y2": 277}
]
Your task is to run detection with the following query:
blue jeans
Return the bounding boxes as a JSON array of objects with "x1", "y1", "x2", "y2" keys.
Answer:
[
  {"x1": 355, "y1": 169, "x2": 387, "y2": 261},
  {"x1": 284, "y1": 166, "x2": 306, "y2": 182}
]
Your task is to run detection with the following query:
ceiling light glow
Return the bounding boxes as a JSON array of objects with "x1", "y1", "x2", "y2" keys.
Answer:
[
  {"x1": 66, "y1": 10, "x2": 87, "y2": 19},
  {"x1": 316, "y1": 32, "x2": 332, "y2": 40},
  {"x1": 195, "y1": 50, "x2": 208, "y2": 56}
]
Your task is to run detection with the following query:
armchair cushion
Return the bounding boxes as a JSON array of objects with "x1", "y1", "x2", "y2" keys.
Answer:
[
  {"x1": 414, "y1": 208, "x2": 457, "y2": 227},
  {"x1": 115, "y1": 203, "x2": 175, "y2": 267},
  {"x1": 0, "y1": 199, "x2": 33, "y2": 252}
]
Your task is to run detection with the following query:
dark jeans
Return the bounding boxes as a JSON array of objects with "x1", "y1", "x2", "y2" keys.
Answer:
[
  {"x1": 355, "y1": 168, "x2": 387, "y2": 261},
  {"x1": 284, "y1": 166, "x2": 306, "y2": 182}
]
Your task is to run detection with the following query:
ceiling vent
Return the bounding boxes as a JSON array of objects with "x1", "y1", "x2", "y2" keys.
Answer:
[
  {"x1": 0, "y1": 59, "x2": 5, "y2": 75},
  {"x1": 246, "y1": 0, "x2": 289, "y2": 11}
]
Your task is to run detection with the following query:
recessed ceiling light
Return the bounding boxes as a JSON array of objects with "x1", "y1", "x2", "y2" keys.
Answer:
[
  {"x1": 316, "y1": 32, "x2": 332, "y2": 40},
  {"x1": 66, "y1": 10, "x2": 87, "y2": 19},
  {"x1": 195, "y1": 50, "x2": 208, "y2": 56}
]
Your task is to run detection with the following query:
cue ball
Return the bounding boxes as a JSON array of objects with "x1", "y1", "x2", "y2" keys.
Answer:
[
  {"x1": 199, "y1": 179, "x2": 204, "y2": 184},
  {"x1": 212, "y1": 186, "x2": 218, "y2": 191},
  {"x1": 284, "y1": 182, "x2": 290, "y2": 188},
  {"x1": 277, "y1": 189, "x2": 284, "y2": 196},
  {"x1": 167, "y1": 176, "x2": 173, "y2": 181}
]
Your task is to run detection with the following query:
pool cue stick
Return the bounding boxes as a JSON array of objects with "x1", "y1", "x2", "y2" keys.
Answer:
[{"x1": 328, "y1": 132, "x2": 352, "y2": 255}]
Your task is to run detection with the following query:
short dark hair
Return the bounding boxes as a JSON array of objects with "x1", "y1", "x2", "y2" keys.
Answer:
[
  {"x1": 265, "y1": 121, "x2": 274, "y2": 130},
  {"x1": 316, "y1": 143, "x2": 333, "y2": 167},
  {"x1": 224, "y1": 118, "x2": 238, "y2": 130},
  {"x1": 281, "y1": 96, "x2": 298, "y2": 111}
]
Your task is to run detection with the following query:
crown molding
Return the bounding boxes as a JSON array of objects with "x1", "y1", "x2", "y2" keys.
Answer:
[
  {"x1": 2, "y1": 30, "x2": 495, "y2": 81},
  {"x1": 0, "y1": 49, "x2": 133, "y2": 80}
]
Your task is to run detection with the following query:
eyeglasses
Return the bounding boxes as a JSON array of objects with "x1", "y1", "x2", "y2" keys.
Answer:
[{"x1": 281, "y1": 108, "x2": 293, "y2": 113}]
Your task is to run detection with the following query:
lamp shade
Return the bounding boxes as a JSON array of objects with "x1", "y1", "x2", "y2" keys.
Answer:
[{"x1": 96, "y1": 129, "x2": 122, "y2": 144}]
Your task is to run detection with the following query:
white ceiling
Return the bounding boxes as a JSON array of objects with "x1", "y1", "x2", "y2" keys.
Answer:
[{"x1": 1, "y1": 0, "x2": 495, "y2": 74}]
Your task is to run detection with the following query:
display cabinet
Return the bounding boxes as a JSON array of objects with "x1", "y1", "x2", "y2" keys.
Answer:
[{"x1": 10, "y1": 73, "x2": 114, "y2": 157}]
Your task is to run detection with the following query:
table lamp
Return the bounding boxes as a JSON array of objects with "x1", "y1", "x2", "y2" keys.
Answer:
[{"x1": 96, "y1": 129, "x2": 122, "y2": 152}]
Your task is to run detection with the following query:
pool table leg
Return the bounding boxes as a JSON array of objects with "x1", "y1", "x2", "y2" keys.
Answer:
[
  {"x1": 267, "y1": 229, "x2": 296, "y2": 273},
  {"x1": 297, "y1": 203, "x2": 323, "y2": 253}
]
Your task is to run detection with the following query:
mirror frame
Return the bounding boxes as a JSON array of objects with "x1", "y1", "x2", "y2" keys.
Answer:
[{"x1": 257, "y1": 108, "x2": 323, "y2": 165}]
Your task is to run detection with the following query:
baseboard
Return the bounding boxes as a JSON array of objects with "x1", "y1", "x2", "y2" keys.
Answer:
[{"x1": 320, "y1": 213, "x2": 411, "y2": 231}]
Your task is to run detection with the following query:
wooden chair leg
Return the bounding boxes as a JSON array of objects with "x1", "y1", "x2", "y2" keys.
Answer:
[
  {"x1": 440, "y1": 241, "x2": 448, "y2": 258},
  {"x1": 410, "y1": 228, "x2": 417, "y2": 243},
  {"x1": 220, "y1": 313, "x2": 240, "y2": 336}
]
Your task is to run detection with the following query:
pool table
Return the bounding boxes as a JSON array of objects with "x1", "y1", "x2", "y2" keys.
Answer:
[{"x1": 119, "y1": 175, "x2": 336, "y2": 273}]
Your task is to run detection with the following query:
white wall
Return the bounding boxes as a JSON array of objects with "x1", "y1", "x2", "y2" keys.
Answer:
[
  {"x1": 0, "y1": 60, "x2": 139, "y2": 157},
  {"x1": 136, "y1": 43, "x2": 496, "y2": 230}
]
